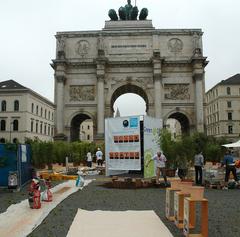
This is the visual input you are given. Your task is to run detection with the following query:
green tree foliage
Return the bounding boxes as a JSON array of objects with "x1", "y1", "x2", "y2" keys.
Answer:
[
  {"x1": 159, "y1": 129, "x2": 230, "y2": 168},
  {"x1": 26, "y1": 139, "x2": 104, "y2": 168}
]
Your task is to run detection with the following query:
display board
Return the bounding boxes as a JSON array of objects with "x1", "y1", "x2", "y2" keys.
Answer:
[
  {"x1": 143, "y1": 116, "x2": 162, "y2": 178},
  {"x1": 105, "y1": 116, "x2": 141, "y2": 176}
]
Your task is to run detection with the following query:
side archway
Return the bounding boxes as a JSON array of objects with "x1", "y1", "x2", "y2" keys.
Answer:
[
  {"x1": 165, "y1": 111, "x2": 191, "y2": 135},
  {"x1": 69, "y1": 113, "x2": 94, "y2": 142}
]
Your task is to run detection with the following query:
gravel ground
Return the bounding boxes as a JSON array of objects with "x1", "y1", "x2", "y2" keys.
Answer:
[{"x1": 1, "y1": 179, "x2": 240, "y2": 237}]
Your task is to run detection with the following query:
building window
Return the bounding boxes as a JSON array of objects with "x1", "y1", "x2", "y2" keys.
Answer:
[
  {"x1": 31, "y1": 120, "x2": 34, "y2": 132},
  {"x1": 52, "y1": 112, "x2": 54, "y2": 121},
  {"x1": 87, "y1": 135, "x2": 90, "y2": 140},
  {"x1": 227, "y1": 87, "x2": 231, "y2": 95},
  {"x1": 88, "y1": 125, "x2": 90, "y2": 130},
  {"x1": 31, "y1": 103, "x2": 34, "y2": 113},
  {"x1": 51, "y1": 127, "x2": 54, "y2": 136},
  {"x1": 228, "y1": 112, "x2": 232, "y2": 120},
  {"x1": 13, "y1": 138, "x2": 18, "y2": 144},
  {"x1": 1, "y1": 100, "x2": 6, "y2": 111},
  {"x1": 48, "y1": 125, "x2": 50, "y2": 135},
  {"x1": 48, "y1": 111, "x2": 50, "y2": 120},
  {"x1": 228, "y1": 125, "x2": 233, "y2": 134},
  {"x1": 0, "y1": 138, "x2": 6, "y2": 143},
  {"x1": 227, "y1": 101, "x2": 232, "y2": 108},
  {"x1": 40, "y1": 123, "x2": 43, "y2": 134},
  {"x1": 36, "y1": 106, "x2": 38, "y2": 115},
  {"x1": 0, "y1": 120, "x2": 6, "y2": 131},
  {"x1": 44, "y1": 124, "x2": 46, "y2": 134},
  {"x1": 41, "y1": 108, "x2": 43, "y2": 117},
  {"x1": 13, "y1": 120, "x2": 18, "y2": 131},
  {"x1": 14, "y1": 100, "x2": 19, "y2": 111},
  {"x1": 36, "y1": 122, "x2": 38, "y2": 133}
]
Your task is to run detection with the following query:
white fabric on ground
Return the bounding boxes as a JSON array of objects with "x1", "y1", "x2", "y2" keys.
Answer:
[
  {"x1": 67, "y1": 209, "x2": 173, "y2": 237},
  {"x1": 0, "y1": 179, "x2": 92, "y2": 237}
]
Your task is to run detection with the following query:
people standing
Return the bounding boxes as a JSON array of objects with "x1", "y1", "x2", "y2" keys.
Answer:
[
  {"x1": 96, "y1": 148, "x2": 103, "y2": 166},
  {"x1": 222, "y1": 150, "x2": 239, "y2": 189},
  {"x1": 194, "y1": 151, "x2": 204, "y2": 185},
  {"x1": 146, "y1": 151, "x2": 168, "y2": 185},
  {"x1": 86, "y1": 151, "x2": 92, "y2": 168}
]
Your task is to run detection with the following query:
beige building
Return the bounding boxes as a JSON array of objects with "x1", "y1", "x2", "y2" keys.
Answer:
[
  {"x1": 0, "y1": 80, "x2": 55, "y2": 143},
  {"x1": 52, "y1": 3, "x2": 208, "y2": 142},
  {"x1": 205, "y1": 74, "x2": 240, "y2": 141},
  {"x1": 80, "y1": 119, "x2": 93, "y2": 142},
  {"x1": 166, "y1": 118, "x2": 182, "y2": 139}
]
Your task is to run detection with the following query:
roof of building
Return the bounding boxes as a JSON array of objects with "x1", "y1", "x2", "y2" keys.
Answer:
[
  {"x1": 0, "y1": 79, "x2": 54, "y2": 107},
  {"x1": 0, "y1": 79, "x2": 27, "y2": 90},
  {"x1": 219, "y1": 74, "x2": 240, "y2": 85}
]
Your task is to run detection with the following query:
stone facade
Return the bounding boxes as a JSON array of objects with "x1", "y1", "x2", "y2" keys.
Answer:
[
  {"x1": 0, "y1": 80, "x2": 55, "y2": 143},
  {"x1": 205, "y1": 74, "x2": 240, "y2": 141},
  {"x1": 80, "y1": 119, "x2": 93, "y2": 142},
  {"x1": 52, "y1": 20, "x2": 208, "y2": 141}
]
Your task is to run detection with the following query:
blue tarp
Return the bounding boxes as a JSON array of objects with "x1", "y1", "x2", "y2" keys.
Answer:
[{"x1": 0, "y1": 144, "x2": 32, "y2": 187}]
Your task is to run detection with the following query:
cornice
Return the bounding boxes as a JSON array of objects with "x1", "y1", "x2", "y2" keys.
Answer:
[{"x1": 55, "y1": 29, "x2": 203, "y2": 38}]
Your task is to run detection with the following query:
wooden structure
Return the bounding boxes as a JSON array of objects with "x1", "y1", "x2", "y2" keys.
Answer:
[{"x1": 183, "y1": 197, "x2": 208, "y2": 237}]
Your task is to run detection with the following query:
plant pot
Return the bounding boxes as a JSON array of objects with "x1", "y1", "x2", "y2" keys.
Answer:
[{"x1": 166, "y1": 168, "x2": 176, "y2": 177}]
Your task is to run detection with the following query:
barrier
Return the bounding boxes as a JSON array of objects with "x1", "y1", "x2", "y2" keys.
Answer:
[
  {"x1": 174, "y1": 185, "x2": 204, "y2": 229},
  {"x1": 174, "y1": 191, "x2": 191, "y2": 228},
  {"x1": 165, "y1": 187, "x2": 181, "y2": 221},
  {"x1": 183, "y1": 197, "x2": 208, "y2": 237}
]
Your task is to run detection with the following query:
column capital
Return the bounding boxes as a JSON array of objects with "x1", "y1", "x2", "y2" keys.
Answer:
[
  {"x1": 97, "y1": 75, "x2": 105, "y2": 82},
  {"x1": 153, "y1": 73, "x2": 162, "y2": 82},
  {"x1": 55, "y1": 75, "x2": 66, "y2": 83},
  {"x1": 193, "y1": 72, "x2": 204, "y2": 81}
]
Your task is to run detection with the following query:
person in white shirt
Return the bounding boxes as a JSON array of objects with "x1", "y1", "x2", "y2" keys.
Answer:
[
  {"x1": 146, "y1": 151, "x2": 168, "y2": 185},
  {"x1": 86, "y1": 151, "x2": 92, "y2": 167},
  {"x1": 96, "y1": 148, "x2": 103, "y2": 166}
]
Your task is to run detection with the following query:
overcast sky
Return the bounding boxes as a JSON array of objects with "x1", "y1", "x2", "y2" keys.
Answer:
[{"x1": 1, "y1": 0, "x2": 239, "y2": 116}]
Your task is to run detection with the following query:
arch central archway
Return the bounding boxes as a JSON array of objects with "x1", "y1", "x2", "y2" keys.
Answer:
[{"x1": 110, "y1": 84, "x2": 149, "y2": 116}]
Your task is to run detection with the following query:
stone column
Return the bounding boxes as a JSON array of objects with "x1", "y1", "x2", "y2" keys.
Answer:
[
  {"x1": 152, "y1": 53, "x2": 162, "y2": 119},
  {"x1": 97, "y1": 75, "x2": 105, "y2": 135},
  {"x1": 96, "y1": 59, "x2": 106, "y2": 138},
  {"x1": 154, "y1": 74, "x2": 162, "y2": 118},
  {"x1": 55, "y1": 76, "x2": 65, "y2": 134},
  {"x1": 194, "y1": 73, "x2": 204, "y2": 132}
]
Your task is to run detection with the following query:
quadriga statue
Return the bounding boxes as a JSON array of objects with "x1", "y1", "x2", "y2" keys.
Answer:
[
  {"x1": 139, "y1": 8, "x2": 148, "y2": 20},
  {"x1": 108, "y1": 0, "x2": 148, "y2": 21},
  {"x1": 108, "y1": 9, "x2": 118, "y2": 21}
]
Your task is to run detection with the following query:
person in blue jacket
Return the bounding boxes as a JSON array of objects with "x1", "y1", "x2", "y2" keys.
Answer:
[{"x1": 222, "y1": 150, "x2": 239, "y2": 189}]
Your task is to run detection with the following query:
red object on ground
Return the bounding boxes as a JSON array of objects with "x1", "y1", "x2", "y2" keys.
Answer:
[{"x1": 28, "y1": 179, "x2": 41, "y2": 209}]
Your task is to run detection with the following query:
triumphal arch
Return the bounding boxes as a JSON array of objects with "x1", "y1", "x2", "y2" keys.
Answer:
[{"x1": 52, "y1": 0, "x2": 208, "y2": 141}]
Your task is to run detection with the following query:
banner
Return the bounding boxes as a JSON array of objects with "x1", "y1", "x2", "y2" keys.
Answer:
[
  {"x1": 105, "y1": 116, "x2": 141, "y2": 174},
  {"x1": 143, "y1": 116, "x2": 162, "y2": 178}
]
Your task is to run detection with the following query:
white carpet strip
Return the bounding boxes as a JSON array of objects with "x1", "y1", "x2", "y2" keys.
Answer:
[
  {"x1": 67, "y1": 209, "x2": 173, "y2": 237},
  {"x1": 0, "y1": 180, "x2": 92, "y2": 237}
]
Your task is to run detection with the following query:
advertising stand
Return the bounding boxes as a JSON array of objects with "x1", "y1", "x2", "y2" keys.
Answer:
[{"x1": 105, "y1": 115, "x2": 162, "y2": 177}]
